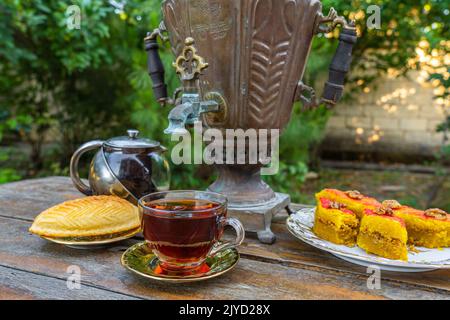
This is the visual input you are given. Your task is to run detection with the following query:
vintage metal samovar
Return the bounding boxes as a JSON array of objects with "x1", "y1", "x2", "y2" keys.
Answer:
[{"x1": 145, "y1": 0, "x2": 357, "y2": 244}]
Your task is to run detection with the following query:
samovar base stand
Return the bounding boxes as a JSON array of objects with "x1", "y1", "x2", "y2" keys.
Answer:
[{"x1": 227, "y1": 193, "x2": 291, "y2": 244}]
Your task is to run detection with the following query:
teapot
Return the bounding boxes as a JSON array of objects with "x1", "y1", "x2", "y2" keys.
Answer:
[{"x1": 70, "y1": 130, "x2": 171, "y2": 204}]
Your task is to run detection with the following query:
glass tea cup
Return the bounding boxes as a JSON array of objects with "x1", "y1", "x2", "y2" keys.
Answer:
[{"x1": 139, "y1": 191, "x2": 245, "y2": 273}]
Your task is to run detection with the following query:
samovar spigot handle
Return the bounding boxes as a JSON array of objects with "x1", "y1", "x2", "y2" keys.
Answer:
[
  {"x1": 173, "y1": 37, "x2": 209, "y2": 85},
  {"x1": 164, "y1": 37, "x2": 220, "y2": 135},
  {"x1": 145, "y1": 30, "x2": 223, "y2": 134}
]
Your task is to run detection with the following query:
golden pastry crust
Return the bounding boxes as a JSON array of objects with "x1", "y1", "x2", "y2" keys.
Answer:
[{"x1": 29, "y1": 196, "x2": 140, "y2": 238}]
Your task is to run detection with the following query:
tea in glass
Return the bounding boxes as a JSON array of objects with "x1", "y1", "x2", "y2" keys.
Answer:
[{"x1": 139, "y1": 191, "x2": 244, "y2": 273}]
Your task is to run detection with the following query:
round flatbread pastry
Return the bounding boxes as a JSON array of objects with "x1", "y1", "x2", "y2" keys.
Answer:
[{"x1": 29, "y1": 196, "x2": 140, "y2": 239}]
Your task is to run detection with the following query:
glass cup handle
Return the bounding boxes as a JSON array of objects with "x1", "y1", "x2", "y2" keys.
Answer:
[{"x1": 211, "y1": 217, "x2": 245, "y2": 256}]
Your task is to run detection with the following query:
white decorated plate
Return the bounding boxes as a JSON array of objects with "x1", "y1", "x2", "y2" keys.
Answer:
[{"x1": 287, "y1": 207, "x2": 450, "y2": 272}]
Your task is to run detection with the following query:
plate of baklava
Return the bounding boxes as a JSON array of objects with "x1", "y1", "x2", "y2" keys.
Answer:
[
  {"x1": 287, "y1": 189, "x2": 450, "y2": 272},
  {"x1": 29, "y1": 196, "x2": 141, "y2": 249}
]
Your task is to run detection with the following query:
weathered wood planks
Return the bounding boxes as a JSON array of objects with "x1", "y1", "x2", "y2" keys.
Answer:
[
  {"x1": 0, "y1": 265, "x2": 140, "y2": 300},
  {"x1": 0, "y1": 177, "x2": 448, "y2": 300}
]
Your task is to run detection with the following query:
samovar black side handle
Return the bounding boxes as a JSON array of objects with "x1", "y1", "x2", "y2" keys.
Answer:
[
  {"x1": 321, "y1": 25, "x2": 358, "y2": 107},
  {"x1": 295, "y1": 9, "x2": 357, "y2": 109},
  {"x1": 145, "y1": 34, "x2": 168, "y2": 105}
]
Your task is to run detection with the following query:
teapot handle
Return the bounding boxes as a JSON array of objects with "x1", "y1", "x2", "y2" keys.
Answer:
[{"x1": 70, "y1": 141, "x2": 104, "y2": 196}]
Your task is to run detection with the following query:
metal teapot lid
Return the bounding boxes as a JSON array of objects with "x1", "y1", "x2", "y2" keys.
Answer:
[{"x1": 104, "y1": 130, "x2": 162, "y2": 151}]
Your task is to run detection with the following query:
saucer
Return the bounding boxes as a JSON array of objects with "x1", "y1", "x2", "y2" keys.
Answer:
[
  {"x1": 40, "y1": 228, "x2": 140, "y2": 250},
  {"x1": 121, "y1": 242, "x2": 240, "y2": 283}
]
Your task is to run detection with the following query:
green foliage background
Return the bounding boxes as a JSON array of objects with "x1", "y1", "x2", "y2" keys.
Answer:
[{"x1": 0, "y1": 0, "x2": 448, "y2": 201}]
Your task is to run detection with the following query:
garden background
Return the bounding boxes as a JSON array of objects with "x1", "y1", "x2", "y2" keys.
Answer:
[{"x1": 0, "y1": 0, "x2": 449, "y2": 208}]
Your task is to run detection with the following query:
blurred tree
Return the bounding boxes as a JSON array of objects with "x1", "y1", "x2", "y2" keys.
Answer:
[{"x1": 0, "y1": 0, "x2": 165, "y2": 173}]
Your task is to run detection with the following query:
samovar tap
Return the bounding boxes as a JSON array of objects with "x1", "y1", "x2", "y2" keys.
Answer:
[{"x1": 146, "y1": 33, "x2": 220, "y2": 134}]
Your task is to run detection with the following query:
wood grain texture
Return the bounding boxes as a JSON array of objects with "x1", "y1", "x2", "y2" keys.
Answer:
[
  {"x1": 2, "y1": 217, "x2": 449, "y2": 300},
  {"x1": 0, "y1": 177, "x2": 449, "y2": 300},
  {"x1": 0, "y1": 265, "x2": 139, "y2": 300}
]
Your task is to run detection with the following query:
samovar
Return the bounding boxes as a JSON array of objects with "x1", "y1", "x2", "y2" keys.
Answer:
[{"x1": 145, "y1": 0, "x2": 357, "y2": 244}]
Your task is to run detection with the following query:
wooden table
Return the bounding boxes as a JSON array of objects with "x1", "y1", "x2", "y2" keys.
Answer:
[{"x1": 0, "y1": 177, "x2": 448, "y2": 300}]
